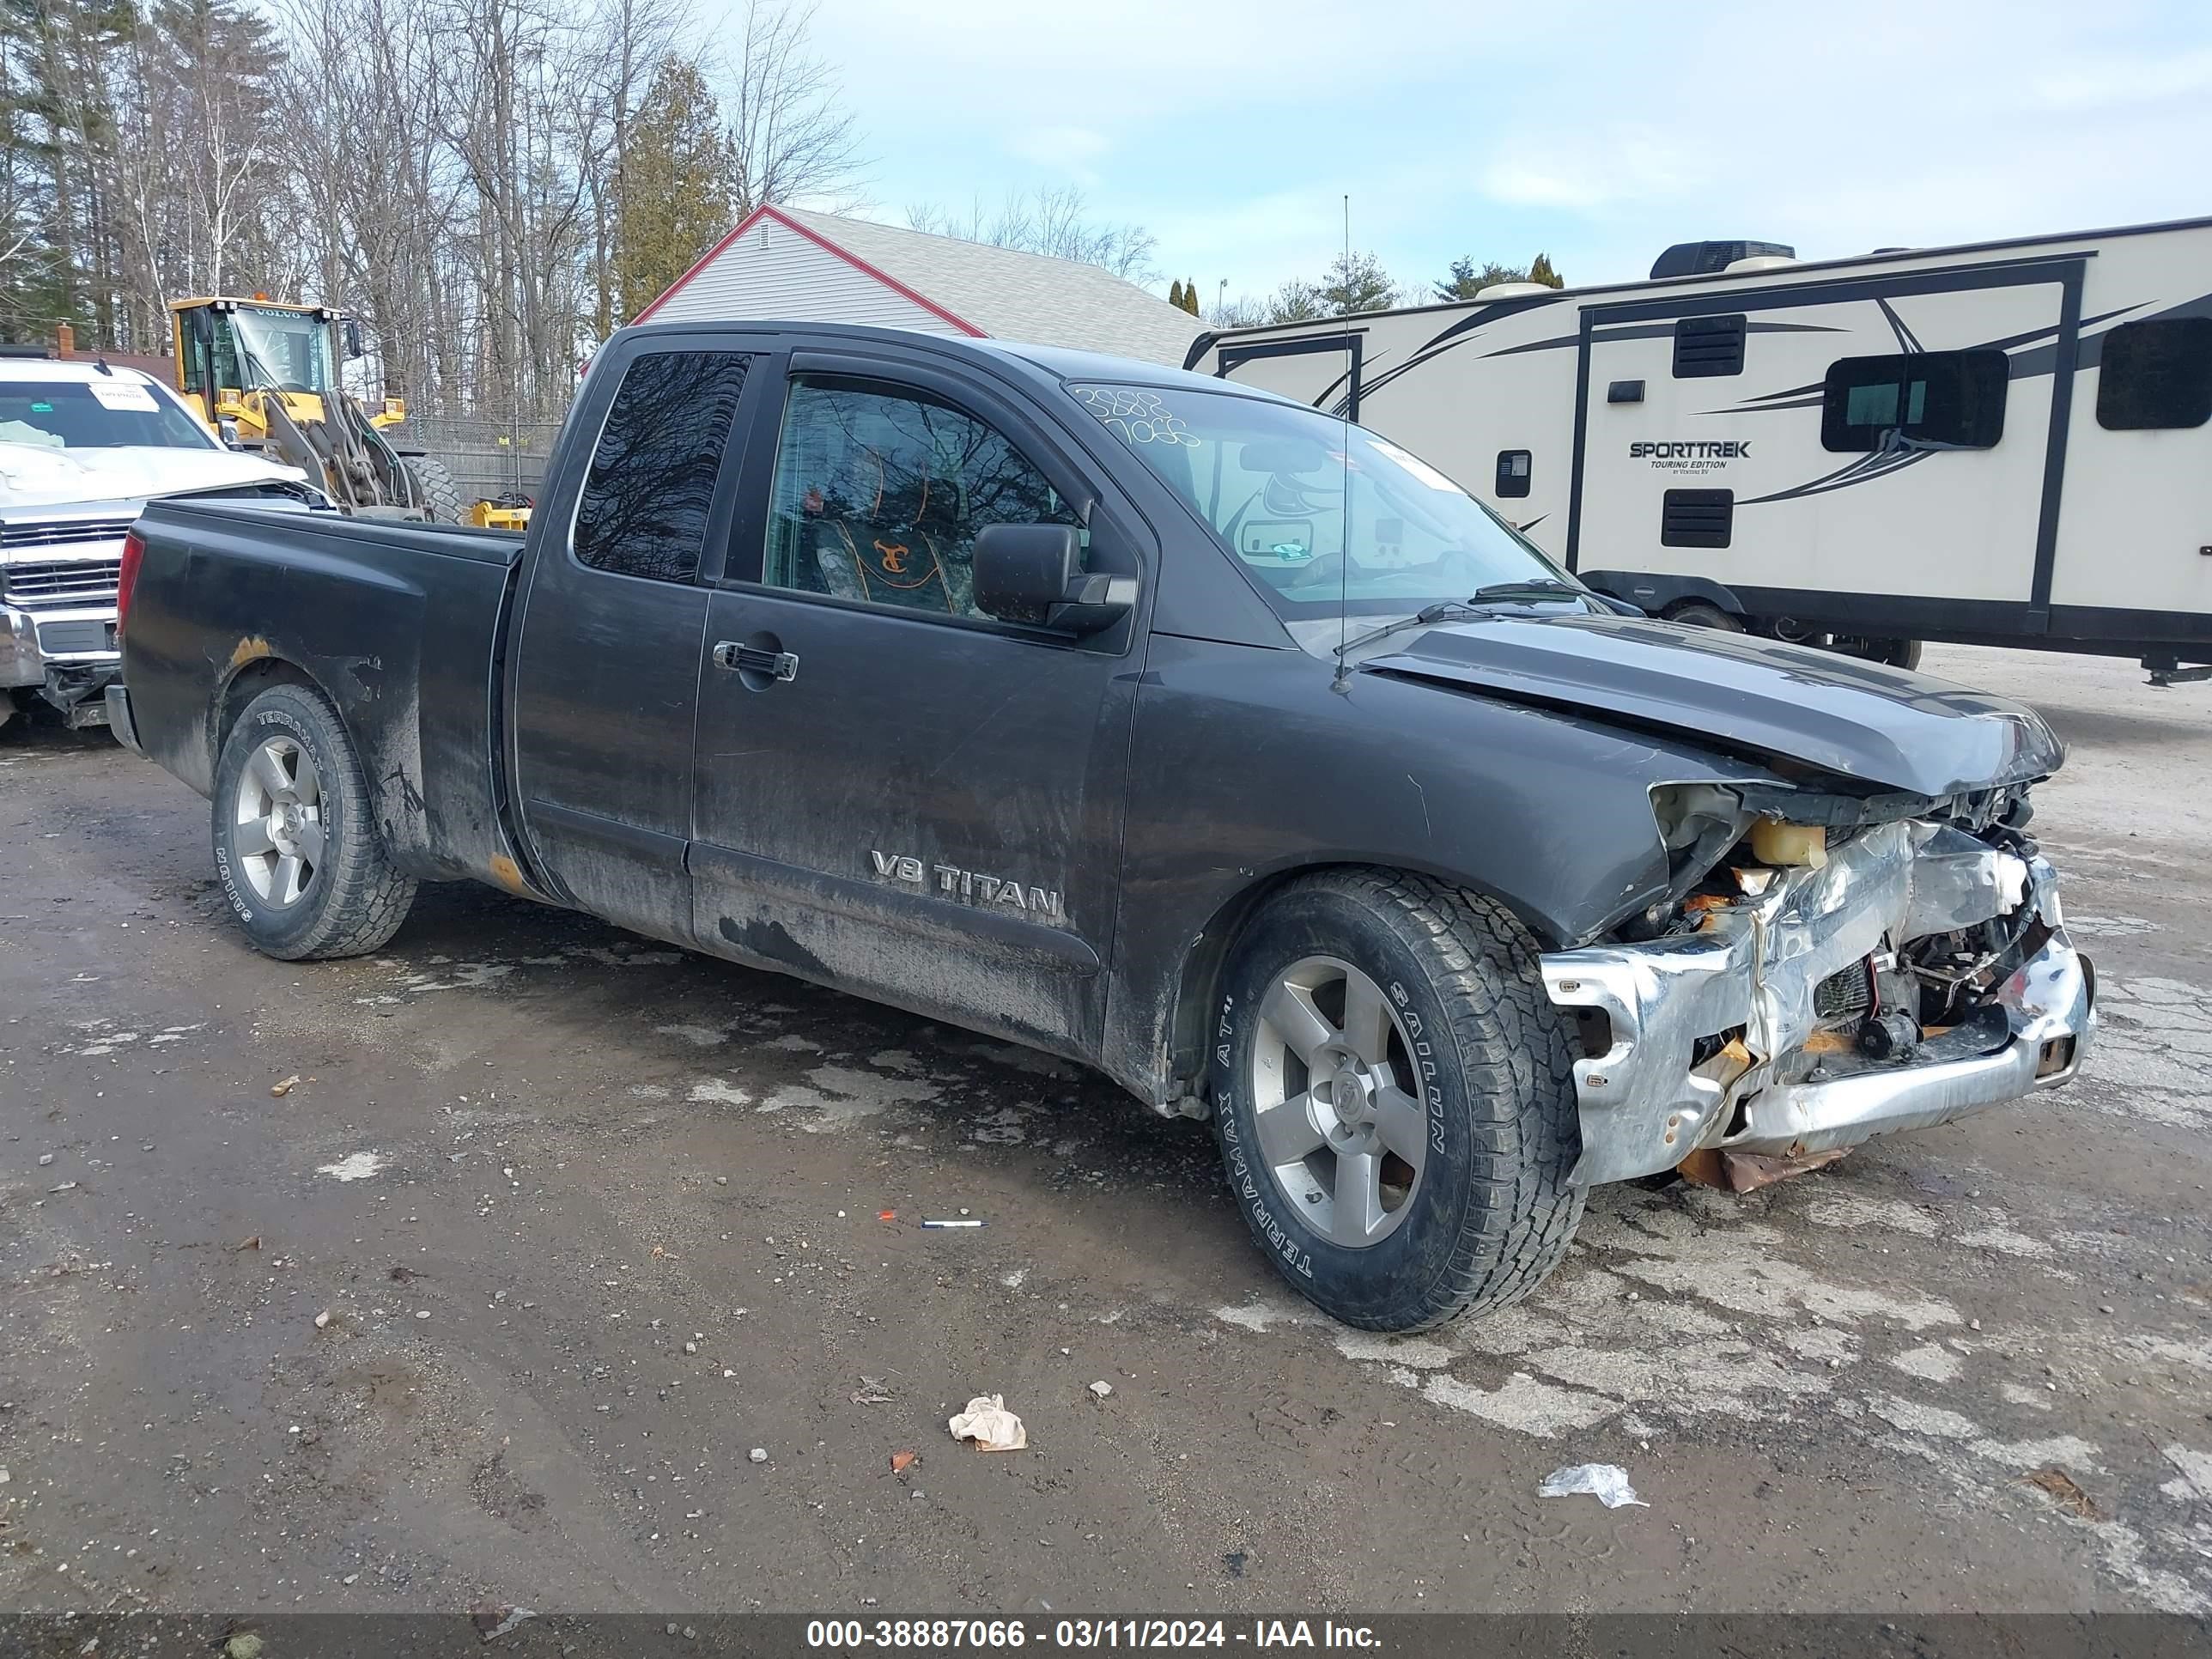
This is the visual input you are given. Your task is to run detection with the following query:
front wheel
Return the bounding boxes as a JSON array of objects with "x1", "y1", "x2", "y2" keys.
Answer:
[
  {"x1": 211, "y1": 684, "x2": 417, "y2": 960},
  {"x1": 1209, "y1": 871, "x2": 1585, "y2": 1331},
  {"x1": 398, "y1": 454, "x2": 465, "y2": 524}
]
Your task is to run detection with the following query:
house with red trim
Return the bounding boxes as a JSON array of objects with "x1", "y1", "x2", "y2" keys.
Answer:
[{"x1": 635, "y1": 205, "x2": 1206, "y2": 368}]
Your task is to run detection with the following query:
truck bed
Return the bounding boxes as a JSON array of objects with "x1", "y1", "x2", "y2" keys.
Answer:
[{"x1": 125, "y1": 501, "x2": 529, "y2": 885}]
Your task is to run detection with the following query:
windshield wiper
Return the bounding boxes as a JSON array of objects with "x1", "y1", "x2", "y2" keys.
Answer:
[
  {"x1": 1334, "y1": 600, "x2": 1489, "y2": 663},
  {"x1": 1466, "y1": 578, "x2": 1586, "y2": 604},
  {"x1": 237, "y1": 343, "x2": 282, "y2": 394},
  {"x1": 1330, "y1": 580, "x2": 1590, "y2": 683}
]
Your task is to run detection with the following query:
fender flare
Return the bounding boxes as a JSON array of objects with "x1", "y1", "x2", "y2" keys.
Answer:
[{"x1": 1577, "y1": 569, "x2": 1749, "y2": 620}]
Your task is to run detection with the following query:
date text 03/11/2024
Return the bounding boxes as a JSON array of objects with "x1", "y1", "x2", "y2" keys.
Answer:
[{"x1": 805, "y1": 1619, "x2": 1382, "y2": 1650}]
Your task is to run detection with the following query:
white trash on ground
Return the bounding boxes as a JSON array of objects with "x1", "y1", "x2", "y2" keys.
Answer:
[
  {"x1": 1537, "y1": 1462, "x2": 1648, "y2": 1509},
  {"x1": 949, "y1": 1394, "x2": 1027, "y2": 1451}
]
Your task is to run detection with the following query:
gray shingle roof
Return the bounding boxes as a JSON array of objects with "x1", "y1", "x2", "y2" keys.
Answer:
[{"x1": 777, "y1": 207, "x2": 1205, "y2": 368}]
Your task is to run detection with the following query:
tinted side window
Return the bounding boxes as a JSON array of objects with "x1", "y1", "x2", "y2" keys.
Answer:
[
  {"x1": 572, "y1": 351, "x2": 751, "y2": 582},
  {"x1": 763, "y1": 377, "x2": 1077, "y2": 619},
  {"x1": 2097, "y1": 317, "x2": 2212, "y2": 430},
  {"x1": 1821, "y1": 350, "x2": 2008, "y2": 452},
  {"x1": 1674, "y1": 314, "x2": 1747, "y2": 378}
]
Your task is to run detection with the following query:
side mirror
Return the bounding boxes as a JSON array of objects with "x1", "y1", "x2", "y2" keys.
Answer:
[
  {"x1": 217, "y1": 416, "x2": 245, "y2": 450},
  {"x1": 973, "y1": 524, "x2": 1133, "y2": 635},
  {"x1": 343, "y1": 319, "x2": 365, "y2": 360}
]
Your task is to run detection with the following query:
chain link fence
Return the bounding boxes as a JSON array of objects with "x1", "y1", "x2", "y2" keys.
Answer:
[{"x1": 394, "y1": 416, "x2": 566, "y2": 509}]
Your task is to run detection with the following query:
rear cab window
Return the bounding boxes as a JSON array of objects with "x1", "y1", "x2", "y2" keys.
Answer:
[{"x1": 570, "y1": 351, "x2": 752, "y2": 583}]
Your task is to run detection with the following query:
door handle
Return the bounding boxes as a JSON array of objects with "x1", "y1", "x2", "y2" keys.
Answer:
[{"x1": 713, "y1": 641, "x2": 799, "y2": 682}]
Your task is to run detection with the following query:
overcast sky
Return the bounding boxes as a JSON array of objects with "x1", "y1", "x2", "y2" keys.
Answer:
[{"x1": 784, "y1": 0, "x2": 2212, "y2": 303}]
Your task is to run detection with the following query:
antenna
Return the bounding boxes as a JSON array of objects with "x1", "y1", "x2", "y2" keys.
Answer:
[{"x1": 1332, "y1": 193, "x2": 1354, "y2": 690}]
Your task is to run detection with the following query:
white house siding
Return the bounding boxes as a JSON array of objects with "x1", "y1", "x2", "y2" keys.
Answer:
[{"x1": 641, "y1": 219, "x2": 967, "y2": 334}]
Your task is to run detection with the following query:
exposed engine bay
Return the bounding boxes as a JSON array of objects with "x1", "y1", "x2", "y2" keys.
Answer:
[{"x1": 1538, "y1": 778, "x2": 2097, "y2": 1187}]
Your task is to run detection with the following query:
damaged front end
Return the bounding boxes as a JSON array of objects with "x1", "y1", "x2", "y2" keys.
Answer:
[{"x1": 1540, "y1": 783, "x2": 2095, "y2": 1187}]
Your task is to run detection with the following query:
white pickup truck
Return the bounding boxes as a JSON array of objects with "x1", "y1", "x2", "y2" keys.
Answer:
[{"x1": 1, "y1": 350, "x2": 323, "y2": 730}]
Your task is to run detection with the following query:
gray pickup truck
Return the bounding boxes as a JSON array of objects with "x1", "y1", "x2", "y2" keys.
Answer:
[{"x1": 112, "y1": 320, "x2": 2095, "y2": 1331}]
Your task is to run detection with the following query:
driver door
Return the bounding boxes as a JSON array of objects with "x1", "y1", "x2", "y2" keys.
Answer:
[{"x1": 689, "y1": 346, "x2": 1149, "y2": 1060}]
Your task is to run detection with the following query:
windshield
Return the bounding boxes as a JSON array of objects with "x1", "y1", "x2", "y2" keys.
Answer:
[
  {"x1": 0, "y1": 378, "x2": 216, "y2": 451},
  {"x1": 1070, "y1": 382, "x2": 1578, "y2": 631},
  {"x1": 228, "y1": 307, "x2": 335, "y2": 394}
]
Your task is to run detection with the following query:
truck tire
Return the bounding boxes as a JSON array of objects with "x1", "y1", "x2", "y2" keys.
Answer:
[
  {"x1": 1666, "y1": 600, "x2": 1743, "y2": 633},
  {"x1": 211, "y1": 684, "x2": 416, "y2": 960},
  {"x1": 399, "y1": 455, "x2": 465, "y2": 524},
  {"x1": 1830, "y1": 635, "x2": 1923, "y2": 671},
  {"x1": 1208, "y1": 870, "x2": 1584, "y2": 1330}
]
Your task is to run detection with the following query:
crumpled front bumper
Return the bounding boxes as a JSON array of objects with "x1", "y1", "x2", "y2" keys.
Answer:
[
  {"x1": 3, "y1": 600, "x2": 119, "y2": 723},
  {"x1": 1539, "y1": 821, "x2": 2095, "y2": 1187}
]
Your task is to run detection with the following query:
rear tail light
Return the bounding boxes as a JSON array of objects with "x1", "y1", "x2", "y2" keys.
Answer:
[{"x1": 116, "y1": 526, "x2": 146, "y2": 639}]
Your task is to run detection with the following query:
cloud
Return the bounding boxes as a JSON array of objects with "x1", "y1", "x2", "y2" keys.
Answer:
[
  {"x1": 2031, "y1": 47, "x2": 2212, "y2": 110},
  {"x1": 717, "y1": 0, "x2": 2212, "y2": 299},
  {"x1": 1479, "y1": 130, "x2": 1702, "y2": 212},
  {"x1": 1007, "y1": 125, "x2": 1111, "y2": 177}
]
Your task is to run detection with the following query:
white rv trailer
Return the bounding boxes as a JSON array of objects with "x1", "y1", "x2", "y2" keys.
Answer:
[{"x1": 1188, "y1": 219, "x2": 2212, "y2": 680}]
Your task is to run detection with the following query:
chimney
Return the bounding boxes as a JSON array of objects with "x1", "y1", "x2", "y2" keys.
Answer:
[{"x1": 55, "y1": 322, "x2": 75, "y2": 358}]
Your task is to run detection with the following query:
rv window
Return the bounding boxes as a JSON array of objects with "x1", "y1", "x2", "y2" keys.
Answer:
[
  {"x1": 2096, "y1": 317, "x2": 2212, "y2": 430},
  {"x1": 1820, "y1": 351, "x2": 2007, "y2": 452},
  {"x1": 1495, "y1": 449, "x2": 1531, "y2": 498},
  {"x1": 1673, "y1": 315, "x2": 1747, "y2": 378}
]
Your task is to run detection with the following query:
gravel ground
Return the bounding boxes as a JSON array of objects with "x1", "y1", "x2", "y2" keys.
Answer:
[{"x1": 1, "y1": 643, "x2": 2208, "y2": 1618}]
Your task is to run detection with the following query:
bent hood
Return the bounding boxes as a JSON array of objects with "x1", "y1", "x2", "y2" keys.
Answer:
[
  {"x1": 1366, "y1": 612, "x2": 2062, "y2": 798},
  {"x1": 0, "y1": 443, "x2": 308, "y2": 510}
]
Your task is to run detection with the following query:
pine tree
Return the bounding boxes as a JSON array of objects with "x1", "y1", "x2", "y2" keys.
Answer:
[
  {"x1": 617, "y1": 58, "x2": 737, "y2": 323},
  {"x1": 1, "y1": 0, "x2": 134, "y2": 340},
  {"x1": 1434, "y1": 252, "x2": 1565, "y2": 302},
  {"x1": 1167, "y1": 277, "x2": 1184, "y2": 311},
  {"x1": 1316, "y1": 249, "x2": 1395, "y2": 315},
  {"x1": 1176, "y1": 276, "x2": 1200, "y2": 316}
]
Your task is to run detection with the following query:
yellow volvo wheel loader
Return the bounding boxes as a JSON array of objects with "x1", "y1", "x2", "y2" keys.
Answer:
[{"x1": 167, "y1": 296, "x2": 472, "y2": 522}]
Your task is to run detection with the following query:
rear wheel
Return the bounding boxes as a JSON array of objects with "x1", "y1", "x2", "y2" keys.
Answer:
[
  {"x1": 211, "y1": 684, "x2": 416, "y2": 960},
  {"x1": 399, "y1": 455, "x2": 464, "y2": 524},
  {"x1": 1209, "y1": 870, "x2": 1584, "y2": 1330},
  {"x1": 1666, "y1": 600, "x2": 1744, "y2": 633}
]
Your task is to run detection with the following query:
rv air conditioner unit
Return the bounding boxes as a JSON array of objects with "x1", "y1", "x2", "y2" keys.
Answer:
[{"x1": 1650, "y1": 240, "x2": 1796, "y2": 279}]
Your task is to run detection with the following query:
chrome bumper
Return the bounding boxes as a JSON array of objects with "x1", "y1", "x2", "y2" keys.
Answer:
[
  {"x1": 1726, "y1": 937, "x2": 2091, "y2": 1157},
  {"x1": 1540, "y1": 822, "x2": 2095, "y2": 1186},
  {"x1": 3, "y1": 601, "x2": 119, "y2": 688}
]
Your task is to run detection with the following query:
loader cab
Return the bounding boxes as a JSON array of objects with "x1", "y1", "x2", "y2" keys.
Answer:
[
  {"x1": 170, "y1": 296, "x2": 348, "y2": 439},
  {"x1": 163, "y1": 295, "x2": 468, "y2": 522}
]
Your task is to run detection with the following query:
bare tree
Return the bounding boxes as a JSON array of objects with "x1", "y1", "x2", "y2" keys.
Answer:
[
  {"x1": 906, "y1": 185, "x2": 1157, "y2": 283},
  {"x1": 1207, "y1": 292, "x2": 1271, "y2": 329},
  {"x1": 6, "y1": 0, "x2": 867, "y2": 412},
  {"x1": 567, "y1": 0, "x2": 688, "y2": 338},
  {"x1": 713, "y1": 0, "x2": 862, "y2": 216}
]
